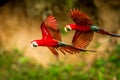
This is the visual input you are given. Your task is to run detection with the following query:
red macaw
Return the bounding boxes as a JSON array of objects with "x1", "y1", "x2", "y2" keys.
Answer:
[
  {"x1": 64, "y1": 8, "x2": 120, "y2": 49},
  {"x1": 31, "y1": 16, "x2": 95, "y2": 57}
]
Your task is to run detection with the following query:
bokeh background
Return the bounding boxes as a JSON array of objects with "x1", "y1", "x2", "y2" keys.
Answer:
[{"x1": 0, "y1": 0, "x2": 120, "y2": 80}]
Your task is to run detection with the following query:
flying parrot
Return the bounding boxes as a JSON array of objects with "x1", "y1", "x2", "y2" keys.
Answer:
[
  {"x1": 31, "y1": 15, "x2": 95, "y2": 58},
  {"x1": 64, "y1": 8, "x2": 120, "y2": 49}
]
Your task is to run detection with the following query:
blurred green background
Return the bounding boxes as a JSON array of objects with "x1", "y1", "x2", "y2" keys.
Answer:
[{"x1": 0, "y1": 0, "x2": 120, "y2": 80}]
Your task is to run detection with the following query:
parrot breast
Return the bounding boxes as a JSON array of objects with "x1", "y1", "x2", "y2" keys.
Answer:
[
  {"x1": 33, "y1": 39, "x2": 58, "y2": 47},
  {"x1": 42, "y1": 39, "x2": 58, "y2": 47}
]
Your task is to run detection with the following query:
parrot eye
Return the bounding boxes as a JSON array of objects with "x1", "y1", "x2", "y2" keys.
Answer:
[{"x1": 31, "y1": 41, "x2": 38, "y2": 47}]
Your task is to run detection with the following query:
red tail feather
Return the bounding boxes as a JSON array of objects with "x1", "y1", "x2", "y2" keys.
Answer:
[{"x1": 98, "y1": 29, "x2": 120, "y2": 37}]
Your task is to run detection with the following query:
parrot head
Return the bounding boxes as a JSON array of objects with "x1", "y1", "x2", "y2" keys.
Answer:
[
  {"x1": 31, "y1": 40, "x2": 44, "y2": 47},
  {"x1": 64, "y1": 24, "x2": 76, "y2": 32},
  {"x1": 31, "y1": 41, "x2": 38, "y2": 47}
]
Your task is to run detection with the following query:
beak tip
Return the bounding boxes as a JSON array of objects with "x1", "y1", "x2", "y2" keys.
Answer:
[
  {"x1": 31, "y1": 44, "x2": 33, "y2": 48},
  {"x1": 64, "y1": 27, "x2": 68, "y2": 32}
]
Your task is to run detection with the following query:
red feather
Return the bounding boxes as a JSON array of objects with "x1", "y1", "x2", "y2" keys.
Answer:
[
  {"x1": 48, "y1": 47, "x2": 59, "y2": 57},
  {"x1": 43, "y1": 15, "x2": 61, "y2": 41},
  {"x1": 68, "y1": 8, "x2": 120, "y2": 50},
  {"x1": 69, "y1": 8, "x2": 93, "y2": 25},
  {"x1": 32, "y1": 16, "x2": 95, "y2": 58},
  {"x1": 41, "y1": 23, "x2": 53, "y2": 39},
  {"x1": 44, "y1": 15, "x2": 58, "y2": 30},
  {"x1": 72, "y1": 31, "x2": 94, "y2": 49},
  {"x1": 68, "y1": 9, "x2": 94, "y2": 49}
]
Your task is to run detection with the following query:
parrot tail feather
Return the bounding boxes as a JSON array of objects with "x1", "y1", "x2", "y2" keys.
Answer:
[
  {"x1": 91, "y1": 26, "x2": 120, "y2": 37},
  {"x1": 98, "y1": 29, "x2": 120, "y2": 37}
]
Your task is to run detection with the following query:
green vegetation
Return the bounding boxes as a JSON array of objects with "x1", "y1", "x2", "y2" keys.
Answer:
[
  {"x1": 0, "y1": 0, "x2": 120, "y2": 80},
  {"x1": 0, "y1": 45, "x2": 120, "y2": 80}
]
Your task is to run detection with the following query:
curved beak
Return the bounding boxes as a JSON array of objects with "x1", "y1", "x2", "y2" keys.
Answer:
[
  {"x1": 31, "y1": 43, "x2": 34, "y2": 48},
  {"x1": 31, "y1": 41, "x2": 38, "y2": 47},
  {"x1": 64, "y1": 27, "x2": 68, "y2": 32},
  {"x1": 64, "y1": 25, "x2": 72, "y2": 32},
  {"x1": 64, "y1": 27, "x2": 71, "y2": 32}
]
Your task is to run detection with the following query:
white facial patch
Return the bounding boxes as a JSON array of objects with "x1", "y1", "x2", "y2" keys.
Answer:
[
  {"x1": 64, "y1": 25, "x2": 72, "y2": 32},
  {"x1": 31, "y1": 41, "x2": 38, "y2": 47}
]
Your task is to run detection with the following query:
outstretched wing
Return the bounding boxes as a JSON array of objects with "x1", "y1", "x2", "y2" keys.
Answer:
[
  {"x1": 69, "y1": 8, "x2": 93, "y2": 25},
  {"x1": 72, "y1": 31, "x2": 94, "y2": 49},
  {"x1": 69, "y1": 8, "x2": 94, "y2": 48},
  {"x1": 56, "y1": 42, "x2": 95, "y2": 55},
  {"x1": 41, "y1": 16, "x2": 62, "y2": 58},
  {"x1": 41, "y1": 23, "x2": 53, "y2": 39},
  {"x1": 48, "y1": 47, "x2": 59, "y2": 58},
  {"x1": 44, "y1": 15, "x2": 61, "y2": 41}
]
